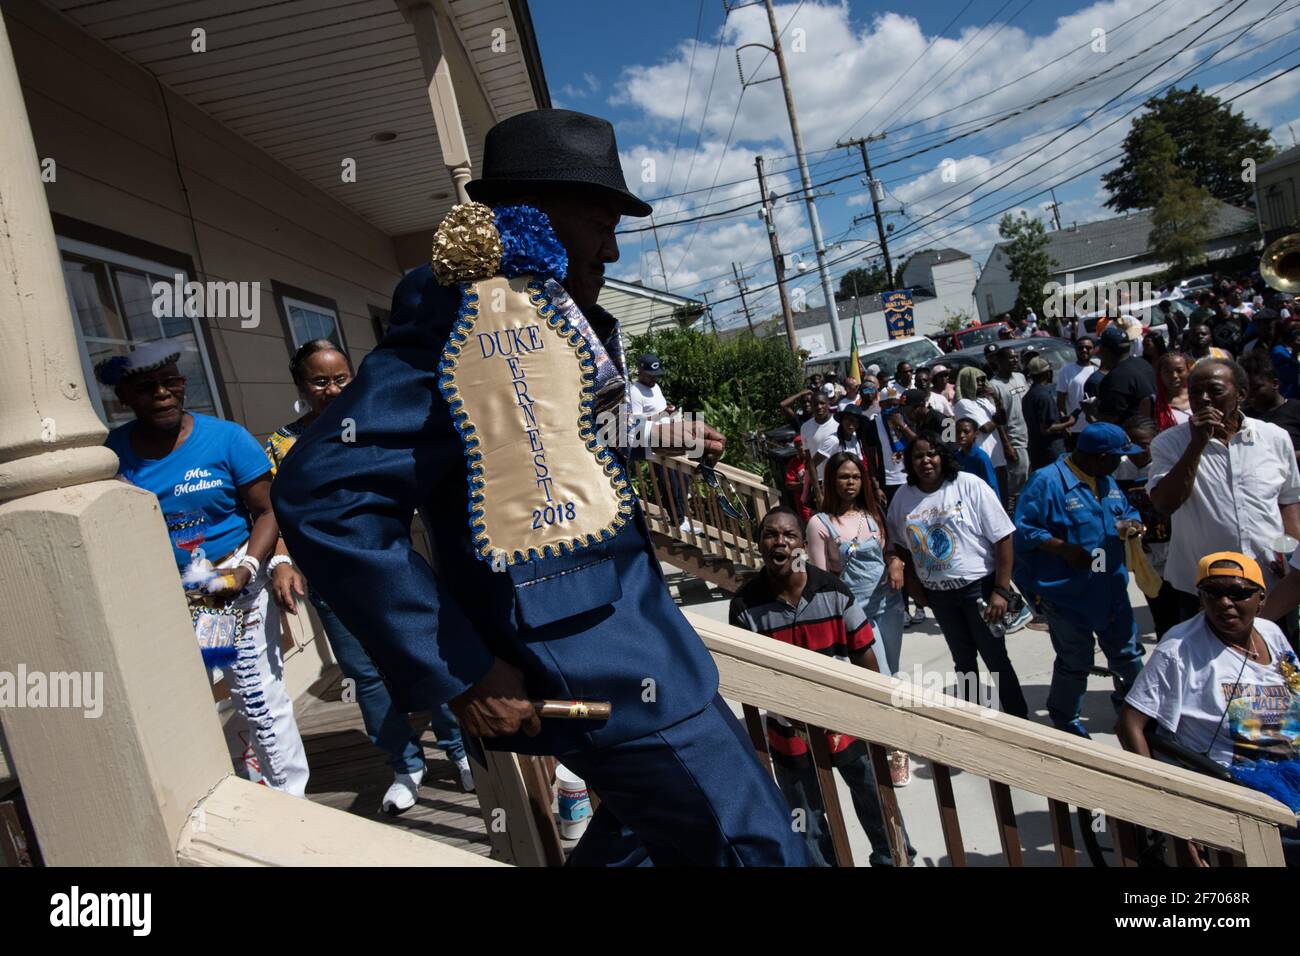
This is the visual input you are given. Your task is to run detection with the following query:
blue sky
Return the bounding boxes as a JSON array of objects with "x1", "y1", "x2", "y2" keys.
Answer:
[{"x1": 531, "y1": 0, "x2": 1300, "y2": 330}]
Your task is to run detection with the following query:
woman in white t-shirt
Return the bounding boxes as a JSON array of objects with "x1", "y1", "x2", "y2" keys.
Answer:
[
  {"x1": 1120, "y1": 552, "x2": 1300, "y2": 865},
  {"x1": 886, "y1": 434, "x2": 1028, "y2": 719}
]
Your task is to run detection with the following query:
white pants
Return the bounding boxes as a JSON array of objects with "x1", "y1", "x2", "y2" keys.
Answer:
[{"x1": 218, "y1": 552, "x2": 310, "y2": 797}]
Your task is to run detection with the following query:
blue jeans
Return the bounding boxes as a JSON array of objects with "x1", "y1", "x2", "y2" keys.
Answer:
[
  {"x1": 773, "y1": 749, "x2": 916, "y2": 867},
  {"x1": 1040, "y1": 595, "x2": 1144, "y2": 729},
  {"x1": 651, "y1": 462, "x2": 688, "y2": 521},
  {"x1": 869, "y1": 590, "x2": 906, "y2": 677},
  {"x1": 309, "y1": 588, "x2": 464, "y2": 771}
]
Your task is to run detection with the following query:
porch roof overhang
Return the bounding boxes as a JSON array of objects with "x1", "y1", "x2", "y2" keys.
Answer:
[{"x1": 42, "y1": 0, "x2": 550, "y2": 238}]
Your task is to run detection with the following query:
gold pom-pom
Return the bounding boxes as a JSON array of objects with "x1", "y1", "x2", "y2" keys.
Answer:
[{"x1": 430, "y1": 202, "x2": 503, "y2": 284}]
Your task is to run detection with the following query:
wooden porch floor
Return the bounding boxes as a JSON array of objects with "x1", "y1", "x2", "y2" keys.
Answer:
[{"x1": 296, "y1": 668, "x2": 492, "y2": 858}]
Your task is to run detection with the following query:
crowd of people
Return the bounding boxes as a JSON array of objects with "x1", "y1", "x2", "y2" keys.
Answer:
[
  {"x1": 760, "y1": 271, "x2": 1300, "y2": 864},
  {"x1": 84, "y1": 99, "x2": 1300, "y2": 866}
]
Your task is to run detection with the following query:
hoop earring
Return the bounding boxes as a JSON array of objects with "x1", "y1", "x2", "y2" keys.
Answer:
[{"x1": 293, "y1": 398, "x2": 309, "y2": 415}]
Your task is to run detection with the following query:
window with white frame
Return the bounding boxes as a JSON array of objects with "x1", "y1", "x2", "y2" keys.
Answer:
[
  {"x1": 281, "y1": 295, "x2": 343, "y2": 350},
  {"x1": 58, "y1": 238, "x2": 224, "y2": 428}
]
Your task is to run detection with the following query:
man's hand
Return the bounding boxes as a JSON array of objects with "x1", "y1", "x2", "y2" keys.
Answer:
[
  {"x1": 654, "y1": 418, "x2": 725, "y2": 461},
  {"x1": 270, "y1": 563, "x2": 307, "y2": 614},
  {"x1": 1058, "y1": 542, "x2": 1094, "y2": 572},
  {"x1": 1116, "y1": 519, "x2": 1144, "y2": 540},
  {"x1": 1006, "y1": 445, "x2": 1020, "y2": 465},
  {"x1": 1189, "y1": 405, "x2": 1222, "y2": 448},
  {"x1": 449, "y1": 657, "x2": 540, "y2": 738}
]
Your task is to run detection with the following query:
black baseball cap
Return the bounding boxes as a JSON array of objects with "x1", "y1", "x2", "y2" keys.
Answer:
[{"x1": 638, "y1": 353, "x2": 663, "y2": 376}]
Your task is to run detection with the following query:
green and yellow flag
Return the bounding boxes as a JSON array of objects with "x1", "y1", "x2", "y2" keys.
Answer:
[{"x1": 848, "y1": 324, "x2": 861, "y2": 383}]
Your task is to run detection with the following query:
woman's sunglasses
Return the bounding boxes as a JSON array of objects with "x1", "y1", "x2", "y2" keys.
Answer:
[{"x1": 1198, "y1": 583, "x2": 1263, "y2": 602}]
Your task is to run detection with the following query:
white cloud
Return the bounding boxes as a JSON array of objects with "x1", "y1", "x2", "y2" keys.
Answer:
[{"x1": 603, "y1": 0, "x2": 1300, "y2": 325}]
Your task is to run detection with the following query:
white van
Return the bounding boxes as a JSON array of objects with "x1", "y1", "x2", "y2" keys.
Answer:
[{"x1": 804, "y1": 335, "x2": 944, "y2": 382}]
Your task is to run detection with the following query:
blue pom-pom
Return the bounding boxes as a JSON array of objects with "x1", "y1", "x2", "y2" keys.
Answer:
[
  {"x1": 96, "y1": 355, "x2": 130, "y2": 386},
  {"x1": 1229, "y1": 757, "x2": 1300, "y2": 815},
  {"x1": 494, "y1": 205, "x2": 568, "y2": 281}
]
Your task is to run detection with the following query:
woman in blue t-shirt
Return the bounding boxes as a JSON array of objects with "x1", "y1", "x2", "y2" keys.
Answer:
[{"x1": 96, "y1": 342, "x2": 309, "y2": 796}]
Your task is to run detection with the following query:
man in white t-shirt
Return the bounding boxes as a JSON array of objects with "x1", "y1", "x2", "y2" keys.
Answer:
[
  {"x1": 800, "y1": 392, "x2": 839, "y2": 487},
  {"x1": 629, "y1": 353, "x2": 693, "y2": 531},
  {"x1": 1056, "y1": 335, "x2": 1097, "y2": 440}
]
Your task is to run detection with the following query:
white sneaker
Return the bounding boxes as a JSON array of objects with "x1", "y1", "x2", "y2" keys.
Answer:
[
  {"x1": 382, "y1": 765, "x2": 425, "y2": 815},
  {"x1": 679, "y1": 518, "x2": 704, "y2": 535},
  {"x1": 456, "y1": 756, "x2": 475, "y2": 793}
]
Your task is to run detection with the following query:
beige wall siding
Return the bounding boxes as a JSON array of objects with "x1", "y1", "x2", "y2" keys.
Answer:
[{"x1": 6, "y1": 0, "x2": 404, "y2": 440}]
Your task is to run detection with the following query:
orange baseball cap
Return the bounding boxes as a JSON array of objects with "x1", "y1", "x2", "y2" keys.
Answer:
[{"x1": 1196, "y1": 552, "x2": 1266, "y2": 591}]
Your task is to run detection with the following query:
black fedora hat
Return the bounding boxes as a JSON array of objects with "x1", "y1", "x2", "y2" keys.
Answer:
[{"x1": 466, "y1": 109, "x2": 652, "y2": 218}]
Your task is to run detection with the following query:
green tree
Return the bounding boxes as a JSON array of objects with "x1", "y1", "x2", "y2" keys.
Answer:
[
  {"x1": 940, "y1": 309, "x2": 971, "y2": 333},
  {"x1": 1102, "y1": 86, "x2": 1274, "y2": 211},
  {"x1": 997, "y1": 211, "x2": 1057, "y2": 323},
  {"x1": 1149, "y1": 178, "x2": 1216, "y2": 276},
  {"x1": 626, "y1": 327, "x2": 803, "y2": 475},
  {"x1": 836, "y1": 264, "x2": 889, "y2": 300}
]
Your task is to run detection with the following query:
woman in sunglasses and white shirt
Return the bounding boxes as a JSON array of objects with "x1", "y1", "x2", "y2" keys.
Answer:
[{"x1": 1120, "y1": 551, "x2": 1300, "y2": 865}]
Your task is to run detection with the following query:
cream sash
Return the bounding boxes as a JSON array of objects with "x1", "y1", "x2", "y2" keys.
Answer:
[{"x1": 440, "y1": 276, "x2": 633, "y2": 566}]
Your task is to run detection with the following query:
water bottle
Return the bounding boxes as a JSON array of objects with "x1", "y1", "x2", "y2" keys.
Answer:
[{"x1": 977, "y1": 598, "x2": 1007, "y2": 638}]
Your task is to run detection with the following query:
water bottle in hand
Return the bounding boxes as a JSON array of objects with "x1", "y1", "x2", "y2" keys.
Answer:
[{"x1": 977, "y1": 598, "x2": 1007, "y2": 638}]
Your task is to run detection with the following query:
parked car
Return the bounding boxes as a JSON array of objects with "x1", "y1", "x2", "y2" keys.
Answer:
[
  {"x1": 803, "y1": 334, "x2": 944, "y2": 382},
  {"x1": 932, "y1": 321, "x2": 1009, "y2": 353},
  {"x1": 919, "y1": 336, "x2": 1077, "y2": 378}
]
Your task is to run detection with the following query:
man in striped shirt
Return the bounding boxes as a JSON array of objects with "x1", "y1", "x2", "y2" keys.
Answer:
[{"x1": 730, "y1": 507, "x2": 915, "y2": 866}]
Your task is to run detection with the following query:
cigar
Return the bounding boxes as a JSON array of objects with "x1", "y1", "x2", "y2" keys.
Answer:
[{"x1": 532, "y1": 699, "x2": 612, "y2": 720}]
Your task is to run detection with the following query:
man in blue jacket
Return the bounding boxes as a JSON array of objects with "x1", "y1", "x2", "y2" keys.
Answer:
[
  {"x1": 1013, "y1": 423, "x2": 1146, "y2": 737},
  {"x1": 271, "y1": 109, "x2": 805, "y2": 866}
]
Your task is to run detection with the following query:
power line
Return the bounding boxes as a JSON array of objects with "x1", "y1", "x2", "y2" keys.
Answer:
[
  {"x1": 662, "y1": 0, "x2": 708, "y2": 201},
  {"x1": 837, "y1": 0, "x2": 977, "y2": 139}
]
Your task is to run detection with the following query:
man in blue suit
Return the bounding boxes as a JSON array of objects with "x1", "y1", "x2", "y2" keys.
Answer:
[{"x1": 272, "y1": 109, "x2": 807, "y2": 865}]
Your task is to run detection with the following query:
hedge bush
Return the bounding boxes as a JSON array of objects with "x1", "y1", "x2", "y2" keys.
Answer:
[{"x1": 626, "y1": 328, "x2": 803, "y2": 478}]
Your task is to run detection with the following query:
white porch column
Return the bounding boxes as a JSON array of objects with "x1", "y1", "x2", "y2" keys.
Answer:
[
  {"x1": 0, "y1": 11, "x2": 233, "y2": 864},
  {"x1": 398, "y1": 0, "x2": 499, "y2": 204}
]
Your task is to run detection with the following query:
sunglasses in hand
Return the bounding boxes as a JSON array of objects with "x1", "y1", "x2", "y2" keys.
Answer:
[{"x1": 698, "y1": 458, "x2": 750, "y2": 523}]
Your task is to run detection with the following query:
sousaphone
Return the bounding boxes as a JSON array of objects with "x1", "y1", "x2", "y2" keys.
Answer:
[{"x1": 1260, "y1": 232, "x2": 1300, "y2": 294}]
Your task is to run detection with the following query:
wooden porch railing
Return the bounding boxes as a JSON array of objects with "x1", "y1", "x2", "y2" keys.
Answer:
[
  {"x1": 631, "y1": 454, "x2": 781, "y2": 583},
  {"x1": 471, "y1": 615, "x2": 1292, "y2": 867}
]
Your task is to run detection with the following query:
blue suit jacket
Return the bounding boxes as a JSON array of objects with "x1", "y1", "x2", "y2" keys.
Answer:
[{"x1": 271, "y1": 266, "x2": 719, "y2": 755}]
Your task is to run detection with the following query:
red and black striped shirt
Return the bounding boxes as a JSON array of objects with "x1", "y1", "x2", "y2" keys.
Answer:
[{"x1": 729, "y1": 566, "x2": 875, "y2": 766}]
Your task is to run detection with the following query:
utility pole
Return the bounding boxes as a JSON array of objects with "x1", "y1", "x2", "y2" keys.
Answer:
[
  {"x1": 755, "y1": 155, "x2": 797, "y2": 352},
  {"x1": 1046, "y1": 188, "x2": 1063, "y2": 231},
  {"x1": 837, "y1": 132, "x2": 893, "y2": 282},
  {"x1": 648, "y1": 212, "x2": 670, "y2": 288},
  {"x1": 699, "y1": 289, "x2": 717, "y2": 336},
  {"x1": 736, "y1": 0, "x2": 841, "y2": 351},
  {"x1": 731, "y1": 262, "x2": 755, "y2": 333}
]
